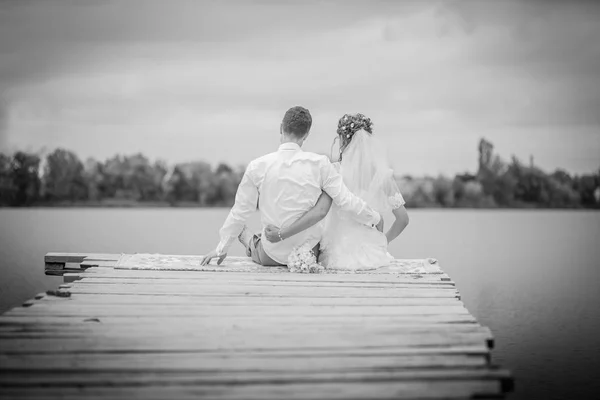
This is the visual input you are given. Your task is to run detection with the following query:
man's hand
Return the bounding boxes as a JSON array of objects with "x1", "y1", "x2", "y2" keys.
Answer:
[
  {"x1": 264, "y1": 224, "x2": 282, "y2": 243},
  {"x1": 200, "y1": 250, "x2": 227, "y2": 266},
  {"x1": 376, "y1": 216, "x2": 384, "y2": 233}
]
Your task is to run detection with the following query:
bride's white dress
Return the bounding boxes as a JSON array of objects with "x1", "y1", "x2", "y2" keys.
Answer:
[{"x1": 319, "y1": 130, "x2": 405, "y2": 271}]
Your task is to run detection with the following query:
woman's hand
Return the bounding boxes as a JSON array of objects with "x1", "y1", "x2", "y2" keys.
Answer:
[{"x1": 264, "y1": 224, "x2": 282, "y2": 243}]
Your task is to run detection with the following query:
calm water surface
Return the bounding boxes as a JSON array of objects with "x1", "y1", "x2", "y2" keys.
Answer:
[{"x1": 1, "y1": 209, "x2": 599, "y2": 399}]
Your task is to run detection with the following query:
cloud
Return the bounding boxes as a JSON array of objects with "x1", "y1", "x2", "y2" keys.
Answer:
[
  {"x1": 437, "y1": 0, "x2": 600, "y2": 126},
  {"x1": 0, "y1": 97, "x2": 7, "y2": 149},
  {"x1": 0, "y1": 0, "x2": 599, "y2": 175}
]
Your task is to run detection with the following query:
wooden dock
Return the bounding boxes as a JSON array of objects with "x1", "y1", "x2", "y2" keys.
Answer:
[{"x1": 0, "y1": 253, "x2": 513, "y2": 399}]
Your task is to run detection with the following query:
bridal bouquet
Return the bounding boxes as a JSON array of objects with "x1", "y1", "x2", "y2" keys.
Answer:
[{"x1": 287, "y1": 242, "x2": 324, "y2": 274}]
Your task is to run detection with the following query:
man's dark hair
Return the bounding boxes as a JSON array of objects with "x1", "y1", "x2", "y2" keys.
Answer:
[{"x1": 282, "y1": 106, "x2": 312, "y2": 138}]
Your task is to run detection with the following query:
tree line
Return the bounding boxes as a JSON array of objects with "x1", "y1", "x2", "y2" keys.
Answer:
[
  {"x1": 0, "y1": 150, "x2": 244, "y2": 207},
  {"x1": 0, "y1": 139, "x2": 599, "y2": 208},
  {"x1": 400, "y1": 139, "x2": 600, "y2": 209}
]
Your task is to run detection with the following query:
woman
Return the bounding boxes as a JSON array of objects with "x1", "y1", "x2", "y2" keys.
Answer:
[{"x1": 264, "y1": 113, "x2": 409, "y2": 271}]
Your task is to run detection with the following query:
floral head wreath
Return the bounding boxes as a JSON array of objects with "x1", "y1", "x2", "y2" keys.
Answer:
[{"x1": 337, "y1": 113, "x2": 373, "y2": 141}]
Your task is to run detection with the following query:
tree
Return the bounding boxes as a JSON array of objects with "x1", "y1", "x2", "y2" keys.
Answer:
[
  {"x1": 478, "y1": 167, "x2": 517, "y2": 207},
  {"x1": 452, "y1": 178, "x2": 493, "y2": 208},
  {"x1": 432, "y1": 176, "x2": 455, "y2": 207},
  {"x1": 401, "y1": 177, "x2": 438, "y2": 208},
  {"x1": 0, "y1": 153, "x2": 16, "y2": 206},
  {"x1": 83, "y1": 158, "x2": 102, "y2": 201},
  {"x1": 214, "y1": 164, "x2": 244, "y2": 206},
  {"x1": 574, "y1": 173, "x2": 600, "y2": 207},
  {"x1": 475, "y1": 140, "x2": 516, "y2": 207},
  {"x1": 125, "y1": 154, "x2": 165, "y2": 201},
  {"x1": 551, "y1": 169, "x2": 573, "y2": 186},
  {"x1": 10, "y1": 151, "x2": 41, "y2": 206},
  {"x1": 42, "y1": 149, "x2": 88, "y2": 202},
  {"x1": 215, "y1": 163, "x2": 233, "y2": 176},
  {"x1": 506, "y1": 160, "x2": 580, "y2": 208},
  {"x1": 163, "y1": 161, "x2": 216, "y2": 204},
  {"x1": 98, "y1": 154, "x2": 165, "y2": 201}
]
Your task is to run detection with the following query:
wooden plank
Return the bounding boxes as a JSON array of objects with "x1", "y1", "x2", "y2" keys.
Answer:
[
  {"x1": 79, "y1": 260, "x2": 118, "y2": 268},
  {"x1": 0, "y1": 352, "x2": 489, "y2": 371},
  {"x1": 0, "y1": 380, "x2": 504, "y2": 400},
  {"x1": 3, "y1": 252, "x2": 512, "y2": 400},
  {"x1": 0, "y1": 368, "x2": 512, "y2": 385},
  {"x1": 0, "y1": 317, "x2": 489, "y2": 334},
  {"x1": 74, "y1": 277, "x2": 456, "y2": 288},
  {"x1": 6, "y1": 304, "x2": 471, "y2": 317},
  {"x1": 72, "y1": 273, "x2": 455, "y2": 283},
  {"x1": 0, "y1": 334, "x2": 492, "y2": 354},
  {"x1": 63, "y1": 274, "x2": 83, "y2": 283},
  {"x1": 0, "y1": 330, "x2": 493, "y2": 349},
  {"x1": 76, "y1": 274, "x2": 455, "y2": 285},
  {"x1": 0, "y1": 313, "x2": 480, "y2": 327},
  {"x1": 79, "y1": 268, "x2": 454, "y2": 283},
  {"x1": 0, "y1": 324, "x2": 492, "y2": 339},
  {"x1": 45, "y1": 261, "x2": 117, "y2": 277},
  {"x1": 0, "y1": 316, "x2": 489, "y2": 330},
  {"x1": 58, "y1": 285, "x2": 461, "y2": 298},
  {"x1": 45, "y1": 268, "x2": 85, "y2": 277},
  {"x1": 13, "y1": 297, "x2": 466, "y2": 308},
  {"x1": 0, "y1": 321, "x2": 489, "y2": 338},
  {"x1": 0, "y1": 322, "x2": 489, "y2": 338},
  {"x1": 45, "y1": 253, "x2": 122, "y2": 263},
  {"x1": 32, "y1": 293, "x2": 465, "y2": 306},
  {"x1": 44, "y1": 262, "x2": 65, "y2": 271},
  {"x1": 0, "y1": 343, "x2": 490, "y2": 357}
]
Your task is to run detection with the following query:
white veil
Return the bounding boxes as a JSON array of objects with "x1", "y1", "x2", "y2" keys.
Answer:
[
  {"x1": 339, "y1": 130, "x2": 402, "y2": 214},
  {"x1": 319, "y1": 128, "x2": 403, "y2": 270}
]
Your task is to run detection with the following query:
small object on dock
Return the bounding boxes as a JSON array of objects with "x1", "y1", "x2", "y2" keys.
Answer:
[
  {"x1": 45, "y1": 289, "x2": 71, "y2": 298},
  {"x1": 0, "y1": 252, "x2": 514, "y2": 399}
]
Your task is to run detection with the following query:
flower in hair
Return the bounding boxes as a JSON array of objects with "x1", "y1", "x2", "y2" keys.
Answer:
[{"x1": 337, "y1": 113, "x2": 373, "y2": 139}]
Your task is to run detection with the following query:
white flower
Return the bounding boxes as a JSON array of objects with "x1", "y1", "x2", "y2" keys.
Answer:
[
  {"x1": 388, "y1": 193, "x2": 405, "y2": 209},
  {"x1": 287, "y1": 242, "x2": 324, "y2": 274},
  {"x1": 350, "y1": 123, "x2": 354, "y2": 128},
  {"x1": 341, "y1": 126, "x2": 346, "y2": 130}
]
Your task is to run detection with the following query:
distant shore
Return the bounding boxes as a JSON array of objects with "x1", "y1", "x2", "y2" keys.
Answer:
[
  {"x1": 1, "y1": 200, "x2": 224, "y2": 208},
  {"x1": 2, "y1": 138, "x2": 599, "y2": 210},
  {"x1": 1, "y1": 201, "x2": 598, "y2": 210}
]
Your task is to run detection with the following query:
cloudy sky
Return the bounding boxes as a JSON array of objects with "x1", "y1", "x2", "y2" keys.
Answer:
[{"x1": 1, "y1": 0, "x2": 599, "y2": 176}]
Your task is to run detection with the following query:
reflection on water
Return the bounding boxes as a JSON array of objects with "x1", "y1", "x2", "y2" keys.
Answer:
[{"x1": 1, "y1": 209, "x2": 599, "y2": 399}]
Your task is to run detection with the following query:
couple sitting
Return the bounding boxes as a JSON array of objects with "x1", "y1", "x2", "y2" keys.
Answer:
[{"x1": 201, "y1": 106, "x2": 409, "y2": 271}]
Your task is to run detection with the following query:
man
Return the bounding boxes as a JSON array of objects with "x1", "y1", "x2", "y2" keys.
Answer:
[{"x1": 200, "y1": 106, "x2": 382, "y2": 266}]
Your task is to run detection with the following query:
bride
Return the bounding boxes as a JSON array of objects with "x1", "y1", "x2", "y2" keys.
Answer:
[{"x1": 264, "y1": 113, "x2": 409, "y2": 270}]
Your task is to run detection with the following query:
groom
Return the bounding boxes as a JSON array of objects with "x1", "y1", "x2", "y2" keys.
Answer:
[{"x1": 200, "y1": 106, "x2": 382, "y2": 267}]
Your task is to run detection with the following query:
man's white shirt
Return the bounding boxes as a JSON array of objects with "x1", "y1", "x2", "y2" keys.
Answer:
[{"x1": 215, "y1": 142, "x2": 381, "y2": 264}]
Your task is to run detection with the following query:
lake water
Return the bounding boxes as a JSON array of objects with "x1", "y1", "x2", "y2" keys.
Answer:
[{"x1": 1, "y1": 209, "x2": 599, "y2": 399}]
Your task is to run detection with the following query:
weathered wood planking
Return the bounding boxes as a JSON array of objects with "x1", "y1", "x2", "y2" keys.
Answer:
[
  {"x1": 44, "y1": 252, "x2": 122, "y2": 277},
  {"x1": 0, "y1": 382, "x2": 506, "y2": 400},
  {"x1": 0, "y1": 252, "x2": 513, "y2": 399}
]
